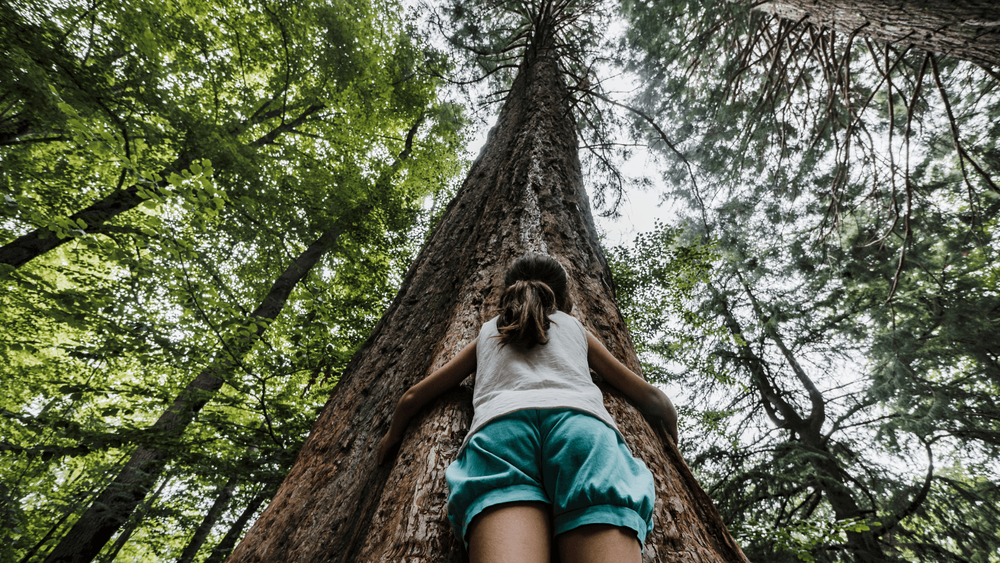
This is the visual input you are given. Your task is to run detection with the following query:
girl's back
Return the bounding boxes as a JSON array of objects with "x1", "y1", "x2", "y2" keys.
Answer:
[{"x1": 467, "y1": 311, "x2": 620, "y2": 450}]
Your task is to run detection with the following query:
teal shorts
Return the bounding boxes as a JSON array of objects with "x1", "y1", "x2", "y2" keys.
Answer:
[{"x1": 445, "y1": 408, "x2": 655, "y2": 548}]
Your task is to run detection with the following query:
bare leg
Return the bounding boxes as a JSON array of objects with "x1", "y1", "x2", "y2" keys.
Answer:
[
  {"x1": 467, "y1": 501, "x2": 552, "y2": 563},
  {"x1": 557, "y1": 524, "x2": 641, "y2": 563}
]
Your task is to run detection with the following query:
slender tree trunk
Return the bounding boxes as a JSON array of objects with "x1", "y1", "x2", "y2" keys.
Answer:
[
  {"x1": 16, "y1": 506, "x2": 72, "y2": 563},
  {"x1": 98, "y1": 473, "x2": 173, "y2": 563},
  {"x1": 203, "y1": 485, "x2": 276, "y2": 563},
  {"x1": 40, "y1": 225, "x2": 343, "y2": 563},
  {"x1": 175, "y1": 476, "x2": 240, "y2": 563},
  {"x1": 226, "y1": 16, "x2": 747, "y2": 563},
  {"x1": 754, "y1": 0, "x2": 1000, "y2": 68}
]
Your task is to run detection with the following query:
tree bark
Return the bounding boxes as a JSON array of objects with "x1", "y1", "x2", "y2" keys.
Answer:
[
  {"x1": 225, "y1": 15, "x2": 748, "y2": 563},
  {"x1": 753, "y1": 0, "x2": 1000, "y2": 69},
  {"x1": 41, "y1": 224, "x2": 343, "y2": 563},
  {"x1": 175, "y1": 476, "x2": 241, "y2": 563}
]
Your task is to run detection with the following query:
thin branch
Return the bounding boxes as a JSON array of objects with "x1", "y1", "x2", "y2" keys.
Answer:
[{"x1": 930, "y1": 53, "x2": 1000, "y2": 195}]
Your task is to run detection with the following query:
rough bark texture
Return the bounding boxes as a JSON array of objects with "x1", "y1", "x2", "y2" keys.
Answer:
[
  {"x1": 41, "y1": 225, "x2": 342, "y2": 563},
  {"x1": 755, "y1": 0, "x2": 1000, "y2": 68},
  {"x1": 226, "y1": 21, "x2": 748, "y2": 563}
]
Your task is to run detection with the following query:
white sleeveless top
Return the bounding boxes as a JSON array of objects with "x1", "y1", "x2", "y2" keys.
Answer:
[{"x1": 460, "y1": 310, "x2": 622, "y2": 452}]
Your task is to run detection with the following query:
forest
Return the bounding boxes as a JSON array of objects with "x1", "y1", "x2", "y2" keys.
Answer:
[{"x1": 1, "y1": 0, "x2": 997, "y2": 562}]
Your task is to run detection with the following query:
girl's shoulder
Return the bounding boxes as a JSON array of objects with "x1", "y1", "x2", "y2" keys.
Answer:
[
  {"x1": 478, "y1": 316, "x2": 500, "y2": 336},
  {"x1": 549, "y1": 310, "x2": 580, "y2": 324},
  {"x1": 549, "y1": 310, "x2": 586, "y2": 337}
]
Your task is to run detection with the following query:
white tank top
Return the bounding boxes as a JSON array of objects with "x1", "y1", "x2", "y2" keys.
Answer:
[{"x1": 461, "y1": 310, "x2": 622, "y2": 452}]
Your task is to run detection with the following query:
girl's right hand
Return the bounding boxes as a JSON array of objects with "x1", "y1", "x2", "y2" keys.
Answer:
[{"x1": 377, "y1": 431, "x2": 400, "y2": 465}]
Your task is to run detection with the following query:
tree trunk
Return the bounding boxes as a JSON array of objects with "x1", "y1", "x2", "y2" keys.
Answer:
[
  {"x1": 715, "y1": 282, "x2": 886, "y2": 562},
  {"x1": 98, "y1": 473, "x2": 173, "y2": 563},
  {"x1": 225, "y1": 16, "x2": 748, "y2": 563},
  {"x1": 175, "y1": 476, "x2": 240, "y2": 563},
  {"x1": 753, "y1": 0, "x2": 1000, "y2": 68},
  {"x1": 203, "y1": 484, "x2": 276, "y2": 563},
  {"x1": 41, "y1": 224, "x2": 343, "y2": 563},
  {"x1": 16, "y1": 504, "x2": 74, "y2": 563}
]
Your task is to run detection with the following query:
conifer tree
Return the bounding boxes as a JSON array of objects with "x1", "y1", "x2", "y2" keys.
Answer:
[{"x1": 227, "y1": 2, "x2": 747, "y2": 561}]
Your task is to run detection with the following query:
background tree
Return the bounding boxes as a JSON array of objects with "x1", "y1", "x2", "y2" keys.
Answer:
[{"x1": 752, "y1": 0, "x2": 1000, "y2": 71}]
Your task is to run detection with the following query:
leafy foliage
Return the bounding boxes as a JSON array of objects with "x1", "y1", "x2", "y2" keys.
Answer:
[{"x1": 607, "y1": 223, "x2": 723, "y2": 381}]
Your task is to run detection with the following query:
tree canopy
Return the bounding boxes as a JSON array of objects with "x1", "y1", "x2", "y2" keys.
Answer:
[{"x1": 609, "y1": 1, "x2": 1000, "y2": 561}]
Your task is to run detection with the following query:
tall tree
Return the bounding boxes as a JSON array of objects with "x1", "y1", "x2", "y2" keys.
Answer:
[
  {"x1": 40, "y1": 219, "x2": 350, "y2": 563},
  {"x1": 226, "y1": 2, "x2": 747, "y2": 561}
]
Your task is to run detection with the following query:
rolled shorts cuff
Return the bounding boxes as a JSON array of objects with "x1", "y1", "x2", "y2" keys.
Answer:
[
  {"x1": 554, "y1": 504, "x2": 649, "y2": 547},
  {"x1": 458, "y1": 485, "x2": 550, "y2": 546}
]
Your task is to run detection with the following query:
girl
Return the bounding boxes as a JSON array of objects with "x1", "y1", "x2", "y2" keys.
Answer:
[{"x1": 377, "y1": 254, "x2": 678, "y2": 563}]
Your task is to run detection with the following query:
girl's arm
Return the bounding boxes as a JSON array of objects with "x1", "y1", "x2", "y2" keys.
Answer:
[
  {"x1": 377, "y1": 340, "x2": 478, "y2": 465},
  {"x1": 586, "y1": 333, "x2": 679, "y2": 445}
]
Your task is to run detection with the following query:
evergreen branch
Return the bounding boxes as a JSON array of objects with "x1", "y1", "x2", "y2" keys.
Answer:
[
  {"x1": 582, "y1": 89, "x2": 695, "y2": 181},
  {"x1": 886, "y1": 53, "x2": 929, "y2": 304},
  {"x1": 737, "y1": 272, "x2": 826, "y2": 433},
  {"x1": 872, "y1": 438, "x2": 934, "y2": 537},
  {"x1": 709, "y1": 283, "x2": 803, "y2": 429},
  {"x1": 423, "y1": 64, "x2": 520, "y2": 86},
  {"x1": 974, "y1": 62, "x2": 1000, "y2": 84}
]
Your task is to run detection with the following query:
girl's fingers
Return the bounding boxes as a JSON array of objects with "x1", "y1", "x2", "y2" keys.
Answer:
[{"x1": 377, "y1": 433, "x2": 399, "y2": 465}]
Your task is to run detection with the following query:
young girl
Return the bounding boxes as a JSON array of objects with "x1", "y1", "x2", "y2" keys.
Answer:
[{"x1": 377, "y1": 254, "x2": 678, "y2": 563}]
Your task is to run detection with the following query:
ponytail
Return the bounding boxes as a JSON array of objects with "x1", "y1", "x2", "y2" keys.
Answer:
[{"x1": 496, "y1": 279, "x2": 557, "y2": 349}]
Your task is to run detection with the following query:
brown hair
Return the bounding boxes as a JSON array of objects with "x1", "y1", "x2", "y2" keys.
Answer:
[{"x1": 496, "y1": 254, "x2": 572, "y2": 349}]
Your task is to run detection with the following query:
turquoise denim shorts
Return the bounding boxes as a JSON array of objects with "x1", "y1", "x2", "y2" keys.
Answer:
[{"x1": 445, "y1": 408, "x2": 655, "y2": 548}]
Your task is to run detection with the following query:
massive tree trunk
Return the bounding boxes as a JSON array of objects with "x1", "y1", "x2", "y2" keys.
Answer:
[
  {"x1": 754, "y1": 0, "x2": 1000, "y2": 68},
  {"x1": 226, "y1": 16, "x2": 747, "y2": 563}
]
